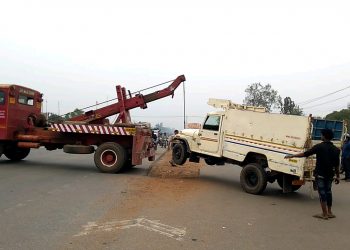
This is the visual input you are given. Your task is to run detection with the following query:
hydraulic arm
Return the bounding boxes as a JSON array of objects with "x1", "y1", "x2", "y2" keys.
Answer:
[{"x1": 69, "y1": 75, "x2": 186, "y2": 124}]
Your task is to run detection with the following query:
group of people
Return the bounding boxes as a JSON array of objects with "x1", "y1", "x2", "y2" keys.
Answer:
[
  {"x1": 151, "y1": 130, "x2": 179, "y2": 149},
  {"x1": 285, "y1": 129, "x2": 350, "y2": 220}
]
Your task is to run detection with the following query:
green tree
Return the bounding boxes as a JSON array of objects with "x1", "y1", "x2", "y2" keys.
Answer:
[
  {"x1": 243, "y1": 83, "x2": 280, "y2": 112},
  {"x1": 48, "y1": 113, "x2": 64, "y2": 123},
  {"x1": 279, "y1": 97, "x2": 303, "y2": 115},
  {"x1": 64, "y1": 108, "x2": 84, "y2": 120}
]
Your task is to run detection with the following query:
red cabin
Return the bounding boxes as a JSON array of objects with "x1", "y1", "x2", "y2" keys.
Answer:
[{"x1": 0, "y1": 84, "x2": 43, "y2": 140}]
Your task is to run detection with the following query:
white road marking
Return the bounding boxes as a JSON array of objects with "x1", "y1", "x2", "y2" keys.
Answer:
[{"x1": 74, "y1": 218, "x2": 186, "y2": 241}]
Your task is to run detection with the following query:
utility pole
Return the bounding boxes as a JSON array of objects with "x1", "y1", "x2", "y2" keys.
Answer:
[
  {"x1": 183, "y1": 81, "x2": 186, "y2": 129},
  {"x1": 46, "y1": 100, "x2": 48, "y2": 120}
]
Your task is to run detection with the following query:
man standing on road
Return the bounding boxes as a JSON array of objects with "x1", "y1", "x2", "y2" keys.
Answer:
[
  {"x1": 168, "y1": 129, "x2": 179, "y2": 150},
  {"x1": 285, "y1": 128, "x2": 340, "y2": 220},
  {"x1": 341, "y1": 134, "x2": 350, "y2": 181}
]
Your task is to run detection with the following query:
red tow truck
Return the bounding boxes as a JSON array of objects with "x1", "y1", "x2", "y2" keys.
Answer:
[{"x1": 0, "y1": 75, "x2": 186, "y2": 173}]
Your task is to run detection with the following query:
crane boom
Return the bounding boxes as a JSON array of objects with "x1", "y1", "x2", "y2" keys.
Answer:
[{"x1": 69, "y1": 75, "x2": 186, "y2": 124}]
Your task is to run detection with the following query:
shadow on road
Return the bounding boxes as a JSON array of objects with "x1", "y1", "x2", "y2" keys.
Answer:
[
  {"x1": 0, "y1": 159, "x2": 151, "y2": 176},
  {"x1": 0, "y1": 159, "x2": 98, "y2": 173},
  {"x1": 198, "y1": 173, "x2": 312, "y2": 201}
]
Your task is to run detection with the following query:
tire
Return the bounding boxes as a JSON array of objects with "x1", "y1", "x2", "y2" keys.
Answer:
[
  {"x1": 277, "y1": 175, "x2": 302, "y2": 192},
  {"x1": 205, "y1": 158, "x2": 216, "y2": 166},
  {"x1": 4, "y1": 147, "x2": 30, "y2": 161},
  {"x1": 240, "y1": 163, "x2": 267, "y2": 195},
  {"x1": 63, "y1": 145, "x2": 95, "y2": 154},
  {"x1": 94, "y1": 142, "x2": 127, "y2": 173},
  {"x1": 172, "y1": 143, "x2": 188, "y2": 165}
]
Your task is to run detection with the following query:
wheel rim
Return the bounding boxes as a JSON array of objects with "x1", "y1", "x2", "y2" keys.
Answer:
[
  {"x1": 100, "y1": 149, "x2": 117, "y2": 167},
  {"x1": 246, "y1": 171, "x2": 258, "y2": 187}
]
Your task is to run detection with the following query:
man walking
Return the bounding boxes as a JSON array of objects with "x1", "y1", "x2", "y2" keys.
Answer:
[
  {"x1": 285, "y1": 128, "x2": 340, "y2": 220},
  {"x1": 341, "y1": 134, "x2": 350, "y2": 181}
]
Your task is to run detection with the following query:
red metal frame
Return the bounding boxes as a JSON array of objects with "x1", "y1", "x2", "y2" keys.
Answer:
[{"x1": 69, "y1": 75, "x2": 186, "y2": 124}]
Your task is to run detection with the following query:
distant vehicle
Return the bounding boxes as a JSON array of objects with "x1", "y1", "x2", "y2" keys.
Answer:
[{"x1": 172, "y1": 98, "x2": 347, "y2": 195}]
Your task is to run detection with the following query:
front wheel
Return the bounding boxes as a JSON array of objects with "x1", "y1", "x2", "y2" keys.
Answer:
[
  {"x1": 240, "y1": 163, "x2": 267, "y2": 195},
  {"x1": 172, "y1": 143, "x2": 188, "y2": 165},
  {"x1": 4, "y1": 146, "x2": 30, "y2": 161},
  {"x1": 94, "y1": 142, "x2": 127, "y2": 173}
]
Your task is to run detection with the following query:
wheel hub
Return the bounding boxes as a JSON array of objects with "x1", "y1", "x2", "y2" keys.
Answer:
[
  {"x1": 246, "y1": 172, "x2": 258, "y2": 186},
  {"x1": 101, "y1": 149, "x2": 118, "y2": 167}
]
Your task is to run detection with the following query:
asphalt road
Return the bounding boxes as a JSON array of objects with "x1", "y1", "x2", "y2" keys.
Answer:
[{"x1": 0, "y1": 148, "x2": 349, "y2": 250}]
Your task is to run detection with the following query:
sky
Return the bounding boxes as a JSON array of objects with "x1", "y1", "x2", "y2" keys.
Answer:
[{"x1": 1, "y1": 0, "x2": 350, "y2": 129}]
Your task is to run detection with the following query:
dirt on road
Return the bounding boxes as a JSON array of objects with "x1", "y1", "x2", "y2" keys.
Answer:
[
  {"x1": 64, "y1": 151, "x2": 209, "y2": 249},
  {"x1": 148, "y1": 149, "x2": 204, "y2": 178}
]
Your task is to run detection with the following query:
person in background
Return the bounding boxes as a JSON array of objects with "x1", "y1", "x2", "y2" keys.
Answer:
[
  {"x1": 152, "y1": 130, "x2": 158, "y2": 150},
  {"x1": 285, "y1": 128, "x2": 340, "y2": 220},
  {"x1": 341, "y1": 134, "x2": 350, "y2": 181},
  {"x1": 160, "y1": 132, "x2": 168, "y2": 148},
  {"x1": 168, "y1": 129, "x2": 179, "y2": 150}
]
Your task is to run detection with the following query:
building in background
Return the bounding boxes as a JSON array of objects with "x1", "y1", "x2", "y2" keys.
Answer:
[{"x1": 186, "y1": 123, "x2": 202, "y2": 129}]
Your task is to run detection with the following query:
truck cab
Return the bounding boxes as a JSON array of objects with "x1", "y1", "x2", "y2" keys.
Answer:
[
  {"x1": 0, "y1": 84, "x2": 43, "y2": 140},
  {"x1": 180, "y1": 112, "x2": 224, "y2": 158}
]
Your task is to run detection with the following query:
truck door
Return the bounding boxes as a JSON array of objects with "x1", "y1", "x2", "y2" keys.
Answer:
[{"x1": 198, "y1": 115, "x2": 222, "y2": 154}]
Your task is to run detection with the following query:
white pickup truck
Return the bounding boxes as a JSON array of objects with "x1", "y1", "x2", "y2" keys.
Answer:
[{"x1": 172, "y1": 98, "x2": 346, "y2": 194}]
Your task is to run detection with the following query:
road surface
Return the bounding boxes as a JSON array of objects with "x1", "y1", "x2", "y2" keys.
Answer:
[{"x1": 0, "y1": 148, "x2": 349, "y2": 250}]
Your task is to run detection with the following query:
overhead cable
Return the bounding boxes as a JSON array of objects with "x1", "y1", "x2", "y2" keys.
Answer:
[
  {"x1": 302, "y1": 93, "x2": 350, "y2": 109},
  {"x1": 60, "y1": 78, "x2": 175, "y2": 117},
  {"x1": 298, "y1": 85, "x2": 350, "y2": 105}
]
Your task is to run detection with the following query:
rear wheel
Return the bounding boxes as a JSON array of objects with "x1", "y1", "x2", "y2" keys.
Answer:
[
  {"x1": 277, "y1": 174, "x2": 302, "y2": 192},
  {"x1": 172, "y1": 143, "x2": 188, "y2": 165},
  {"x1": 240, "y1": 163, "x2": 267, "y2": 195},
  {"x1": 4, "y1": 146, "x2": 30, "y2": 161},
  {"x1": 94, "y1": 142, "x2": 127, "y2": 173}
]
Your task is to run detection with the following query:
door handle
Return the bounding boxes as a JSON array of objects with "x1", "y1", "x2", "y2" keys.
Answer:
[
  {"x1": 198, "y1": 133, "x2": 202, "y2": 136},
  {"x1": 214, "y1": 133, "x2": 218, "y2": 135}
]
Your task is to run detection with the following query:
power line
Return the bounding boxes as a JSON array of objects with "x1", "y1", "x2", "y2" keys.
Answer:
[
  {"x1": 303, "y1": 103, "x2": 348, "y2": 116},
  {"x1": 298, "y1": 85, "x2": 350, "y2": 105},
  {"x1": 303, "y1": 93, "x2": 350, "y2": 109},
  {"x1": 59, "y1": 78, "x2": 175, "y2": 117}
]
